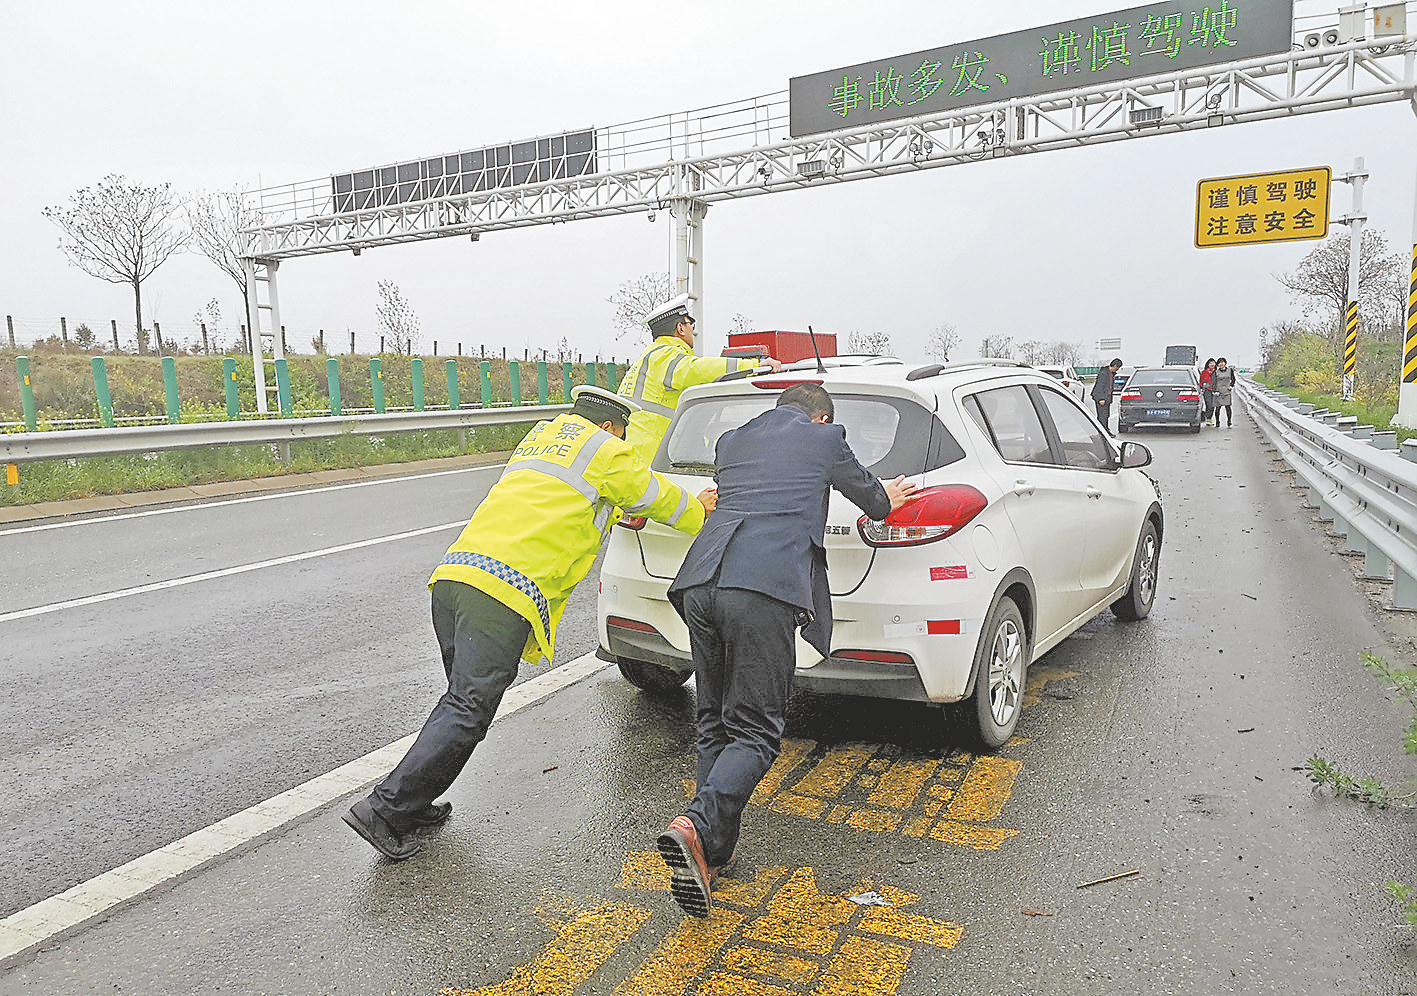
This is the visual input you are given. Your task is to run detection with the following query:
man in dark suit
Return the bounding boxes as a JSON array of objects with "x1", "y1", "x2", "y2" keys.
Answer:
[{"x1": 656, "y1": 383, "x2": 916, "y2": 917}]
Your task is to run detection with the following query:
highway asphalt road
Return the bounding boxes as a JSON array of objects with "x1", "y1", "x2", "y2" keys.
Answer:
[{"x1": 1, "y1": 398, "x2": 1415, "y2": 994}]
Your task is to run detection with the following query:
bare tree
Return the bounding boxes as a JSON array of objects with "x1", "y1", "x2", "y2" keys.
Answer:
[
  {"x1": 1274, "y1": 228, "x2": 1404, "y2": 341},
  {"x1": 728, "y1": 313, "x2": 754, "y2": 336},
  {"x1": 1015, "y1": 339, "x2": 1048, "y2": 365},
  {"x1": 925, "y1": 323, "x2": 961, "y2": 363},
  {"x1": 185, "y1": 187, "x2": 263, "y2": 341},
  {"x1": 42, "y1": 174, "x2": 188, "y2": 354},
  {"x1": 376, "y1": 280, "x2": 421, "y2": 355},
  {"x1": 846, "y1": 330, "x2": 893, "y2": 354},
  {"x1": 1046, "y1": 340, "x2": 1086, "y2": 364},
  {"x1": 608, "y1": 272, "x2": 673, "y2": 339},
  {"x1": 978, "y1": 333, "x2": 1015, "y2": 358}
]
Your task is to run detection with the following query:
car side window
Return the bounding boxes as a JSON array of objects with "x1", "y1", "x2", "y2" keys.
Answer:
[
  {"x1": 1038, "y1": 388, "x2": 1114, "y2": 470},
  {"x1": 966, "y1": 387, "x2": 1053, "y2": 465}
]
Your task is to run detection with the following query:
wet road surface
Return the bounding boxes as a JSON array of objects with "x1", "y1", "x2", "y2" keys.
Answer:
[{"x1": 1, "y1": 397, "x2": 1415, "y2": 994}]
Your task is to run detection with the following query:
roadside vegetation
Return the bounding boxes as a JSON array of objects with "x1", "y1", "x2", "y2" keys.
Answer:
[
  {"x1": 1304, "y1": 653, "x2": 1417, "y2": 929},
  {"x1": 0, "y1": 346, "x2": 575, "y2": 506}
]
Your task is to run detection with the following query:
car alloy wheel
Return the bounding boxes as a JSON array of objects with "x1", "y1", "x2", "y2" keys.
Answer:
[{"x1": 987, "y1": 617, "x2": 1025, "y2": 728}]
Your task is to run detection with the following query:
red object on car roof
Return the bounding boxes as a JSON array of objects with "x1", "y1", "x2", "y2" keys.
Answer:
[{"x1": 725, "y1": 330, "x2": 837, "y2": 364}]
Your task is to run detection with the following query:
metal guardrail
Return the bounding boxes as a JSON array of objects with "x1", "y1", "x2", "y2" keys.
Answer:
[
  {"x1": 0, "y1": 404, "x2": 569, "y2": 464},
  {"x1": 1240, "y1": 379, "x2": 1417, "y2": 609}
]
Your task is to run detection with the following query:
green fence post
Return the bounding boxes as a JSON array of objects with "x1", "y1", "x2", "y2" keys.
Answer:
[
  {"x1": 370, "y1": 357, "x2": 385, "y2": 413},
  {"x1": 536, "y1": 361, "x2": 548, "y2": 404},
  {"x1": 223, "y1": 357, "x2": 239, "y2": 419},
  {"x1": 274, "y1": 358, "x2": 293, "y2": 417},
  {"x1": 479, "y1": 360, "x2": 492, "y2": 407},
  {"x1": 412, "y1": 357, "x2": 425, "y2": 411},
  {"x1": 562, "y1": 361, "x2": 573, "y2": 402},
  {"x1": 608, "y1": 361, "x2": 618, "y2": 391},
  {"x1": 586, "y1": 362, "x2": 596, "y2": 389},
  {"x1": 161, "y1": 356, "x2": 180, "y2": 423},
  {"x1": 446, "y1": 360, "x2": 460, "y2": 409},
  {"x1": 91, "y1": 356, "x2": 114, "y2": 427},
  {"x1": 16, "y1": 357, "x2": 35, "y2": 431},
  {"x1": 509, "y1": 360, "x2": 522, "y2": 406},
  {"x1": 326, "y1": 358, "x2": 342, "y2": 416}
]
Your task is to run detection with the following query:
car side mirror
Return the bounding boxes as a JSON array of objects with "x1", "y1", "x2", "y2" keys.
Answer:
[{"x1": 1119, "y1": 440, "x2": 1152, "y2": 468}]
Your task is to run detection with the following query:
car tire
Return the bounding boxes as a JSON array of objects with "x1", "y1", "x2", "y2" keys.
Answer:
[
  {"x1": 1117, "y1": 421, "x2": 1133, "y2": 433},
  {"x1": 1190, "y1": 421, "x2": 1202, "y2": 433},
  {"x1": 1111, "y1": 519, "x2": 1159, "y2": 621},
  {"x1": 945, "y1": 595, "x2": 1028, "y2": 750},
  {"x1": 617, "y1": 658, "x2": 692, "y2": 692}
]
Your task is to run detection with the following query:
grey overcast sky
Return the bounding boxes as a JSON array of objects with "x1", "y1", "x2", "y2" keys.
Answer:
[{"x1": 4, "y1": 0, "x2": 1414, "y2": 367}]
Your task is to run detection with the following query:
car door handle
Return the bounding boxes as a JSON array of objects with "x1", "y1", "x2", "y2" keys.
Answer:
[
  {"x1": 1011, "y1": 480, "x2": 1035, "y2": 497},
  {"x1": 1084, "y1": 485, "x2": 1103, "y2": 500}
]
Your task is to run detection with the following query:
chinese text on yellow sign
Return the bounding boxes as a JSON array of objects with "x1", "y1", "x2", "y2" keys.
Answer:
[{"x1": 1194, "y1": 166, "x2": 1330, "y2": 248}]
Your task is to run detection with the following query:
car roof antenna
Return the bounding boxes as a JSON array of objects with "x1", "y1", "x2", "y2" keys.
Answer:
[{"x1": 807, "y1": 325, "x2": 828, "y2": 374}]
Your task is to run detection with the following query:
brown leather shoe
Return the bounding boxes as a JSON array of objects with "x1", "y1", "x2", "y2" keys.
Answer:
[
  {"x1": 707, "y1": 851, "x2": 738, "y2": 888},
  {"x1": 657, "y1": 816, "x2": 712, "y2": 917}
]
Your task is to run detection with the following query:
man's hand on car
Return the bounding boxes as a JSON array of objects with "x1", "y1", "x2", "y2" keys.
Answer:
[
  {"x1": 696, "y1": 487, "x2": 718, "y2": 514},
  {"x1": 882, "y1": 475, "x2": 918, "y2": 512}
]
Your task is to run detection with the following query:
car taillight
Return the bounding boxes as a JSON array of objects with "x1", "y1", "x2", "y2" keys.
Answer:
[
  {"x1": 607, "y1": 616, "x2": 659, "y2": 634},
  {"x1": 1121, "y1": 389, "x2": 1142, "y2": 400},
  {"x1": 857, "y1": 484, "x2": 988, "y2": 548},
  {"x1": 1177, "y1": 391, "x2": 1199, "y2": 401},
  {"x1": 834, "y1": 649, "x2": 916, "y2": 666},
  {"x1": 750, "y1": 379, "x2": 825, "y2": 389},
  {"x1": 617, "y1": 515, "x2": 647, "y2": 530}
]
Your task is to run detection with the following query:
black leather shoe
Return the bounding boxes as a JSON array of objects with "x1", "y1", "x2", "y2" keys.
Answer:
[
  {"x1": 343, "y1": 799, "x2": 421, "y2": 860},
  {"x1": 409, "y1": 801, "x2": 453, "y2": 831}
]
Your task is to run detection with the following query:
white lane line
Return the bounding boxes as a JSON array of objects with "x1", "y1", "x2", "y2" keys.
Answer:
[
  {"x1": 0, "y1": 521, "x2": 465, "y2": 624},
  {"x1": 0, "y1": 463, "x2": 504, "y2": 538},
  {"x1": 0, "y1": 649, "x2": 613, "y2": 965}
]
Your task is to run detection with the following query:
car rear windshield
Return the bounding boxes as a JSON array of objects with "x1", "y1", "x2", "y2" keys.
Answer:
[
  {"x1": 661, "y1": 393, "x2": 964, "y2": 478},
  {"x1": 1040, "y1": 368, "x2": 1065, "y2": 378},
  {"x1": 1128, "y1": 370, "x2": 1194, "y2": 386}
]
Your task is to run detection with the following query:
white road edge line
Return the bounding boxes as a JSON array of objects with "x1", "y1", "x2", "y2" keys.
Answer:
[
  {"x1": 0, "y1": 462, "x2": 505, "y2": 538},
  {"x1": 0, "y1": 649, "x2": 612, "y2": 964},
  {"x1": 0, "y1": 521, "x2": 467, "y2": 624}
]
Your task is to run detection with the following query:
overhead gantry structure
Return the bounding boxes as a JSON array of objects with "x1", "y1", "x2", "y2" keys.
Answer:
[{"x1": 240, "y1": 31, "x2": 1416, "y2": 412}]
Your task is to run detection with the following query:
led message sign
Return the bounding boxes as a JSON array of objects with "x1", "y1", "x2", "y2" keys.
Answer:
[
  {"x1": 330, "y1": 129, "x2": 596, "y2": 212},
  {"x1": 789, "y1": 0, "x2": 1295, "y2": 137},
  {"x1": 1194, "y1": 165, "x2": 1330, "y2": 248}
]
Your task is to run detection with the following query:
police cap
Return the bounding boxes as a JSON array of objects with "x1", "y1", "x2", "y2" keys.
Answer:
[
  {"x1": 642, "y1": 293, "x2": 694, "y2": 337},
  {"x1": 571, "y1": 385, "x2": 639, "y2": 427}
]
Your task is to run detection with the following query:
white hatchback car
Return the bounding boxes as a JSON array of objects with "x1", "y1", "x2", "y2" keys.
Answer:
[
  {"x1": 1038, "y1": 365, "x2": 1087, "y2": 402},
  {"x1": 596, "y1": 359, "x2": 1164, "y2": 747}
]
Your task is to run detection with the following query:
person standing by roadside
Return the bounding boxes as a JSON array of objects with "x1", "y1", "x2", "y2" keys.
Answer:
[
  {"x1": 343, "y1": 386, "x2": 716, "y2": 861},
  {"x1": 1211, "y1": 357, "x2": 1235, "y2": 427},
  {"x1": 1091, "y1": 357, "x2": 1124, "y2": 431},
  {"x1": 1200, "y1": 358, "x2": 1217, "y2": 426},
  {"x1": 654, "y1": 383, "x2": 917, "y2": 918},
  {"x1": 617, "y1": 294, "x2": 783, "y2": 466}
]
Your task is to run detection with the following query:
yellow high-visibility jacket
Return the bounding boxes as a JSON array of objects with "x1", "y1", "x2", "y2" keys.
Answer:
[
  {"x1": 429, "y1": 412, "x2": 704, "y2": 664},
  {"x1": 616, "y1": 337, "x2": 757, "y2": 465}
]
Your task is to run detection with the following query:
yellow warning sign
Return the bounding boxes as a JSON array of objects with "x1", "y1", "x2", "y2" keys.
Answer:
[{"x1": 1195, "y1": 165, "x2": 1330, "y2": 248}]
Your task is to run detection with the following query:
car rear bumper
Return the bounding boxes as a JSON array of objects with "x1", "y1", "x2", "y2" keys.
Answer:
[
  {"x1": 1118, "y1": 402, "x2": 1201, "y2": 425},
  {"x1": 600, "y1": 623, "x2": 933, "y2": 703}
]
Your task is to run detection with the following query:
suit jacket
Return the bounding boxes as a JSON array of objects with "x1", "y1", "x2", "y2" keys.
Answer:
[
  {"x1": 667, "y1": 405, "x2": 892, "y2": 656},
  {"x1": 1090, "y1": 367, "x2": 1116, "y2": 402}
]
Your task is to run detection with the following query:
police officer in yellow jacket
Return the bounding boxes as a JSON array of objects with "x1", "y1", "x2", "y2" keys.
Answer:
[
  {"x1": 617, "y1": 294, "x2": 782, "y2": 466},
  {"x1": 343, "y1": 385, "x2": 715, "y2": 860}
]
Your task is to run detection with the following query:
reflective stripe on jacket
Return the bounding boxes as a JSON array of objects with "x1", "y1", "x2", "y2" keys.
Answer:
[
  {"x1": 428, "y1": 412, "x2": 704, "y2": 664},
  {"x1": 617, "y1": 337, "x2": 755, "y2": 466}
]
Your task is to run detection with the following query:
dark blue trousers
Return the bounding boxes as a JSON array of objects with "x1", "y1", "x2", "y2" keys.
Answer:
[
  {"x1": 681, "y1": 584, "x2": 798, "y2": 867},
  {"x1": 370, "y1": 580, "x2": 530, "y2": 833}
]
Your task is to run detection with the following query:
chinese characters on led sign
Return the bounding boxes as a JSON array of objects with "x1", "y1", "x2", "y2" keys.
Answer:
[
  {"x1": 1194, "y1": 166, "x2": 1330, "y2": 248},
  {"x1": 789, "y1": 0, "x2": 1294, "y2": 137}
]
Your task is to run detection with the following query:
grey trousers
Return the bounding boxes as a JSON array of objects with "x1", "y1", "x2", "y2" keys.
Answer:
[{"x1": 369, "y1": 580, "x2": 530, "y2": 833}]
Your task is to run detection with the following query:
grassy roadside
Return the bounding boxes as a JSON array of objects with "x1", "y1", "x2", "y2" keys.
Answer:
[
  {"x1": 1, "y1": 425, "x2": 534, "y2": 507},
  {"x1": 1251, "y1": 373, "x2": 1416, "y2": 446}
]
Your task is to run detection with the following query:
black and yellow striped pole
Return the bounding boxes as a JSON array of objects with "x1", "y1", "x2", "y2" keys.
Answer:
[
  {"x1": 1341, "y1": 157, "x2": 1366, "y2": 402},
  {"x1": 1342, "y1": 299, "x2": 1358, "y2": 399},
  {"x1": 1401, "y1": 242, "x2": 1417, "y2": 426}
]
